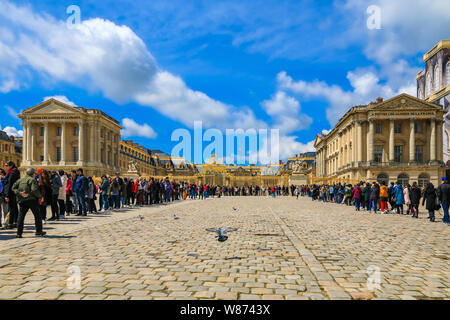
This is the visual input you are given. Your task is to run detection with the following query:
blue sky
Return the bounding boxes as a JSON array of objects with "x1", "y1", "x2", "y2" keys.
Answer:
[{"x1": 0, "y1": 0, "x2": 449, "y2": 163}]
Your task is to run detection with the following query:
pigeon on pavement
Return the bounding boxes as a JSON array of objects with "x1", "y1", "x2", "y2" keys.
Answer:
[{"x1": 206, "y1": 227, "x2": 238, "y2": 242}]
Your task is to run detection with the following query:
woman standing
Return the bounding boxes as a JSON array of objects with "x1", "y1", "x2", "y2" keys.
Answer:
[
  {"x1": 111, "y1": 178, "x2": 121, "y2": 209},
  {"x1": 87, "y1": 177, "x2": 97, "y2": 214},
  {"x1": 379, "y1": 182, "x2": 389, "y2": 214},
  {"x1": 352, "y1": 184, "x2": 362, "y2": 211},
  {"x1": 58, "y1": 170, "x2": 67, "y2": 219},
  {"x1": 394, "y1": 182, "x2": 405, "y2": 214},
  {"x1": 422, "y1": 182, "x2": 437, "y2": 222},
  {"x1": 99, "y1": 175, "x2": 110, "y2": 212},
  {"x1": 410, "y1": 182, "x2": 421, "y2": 218},
  {"x1": 404, "y1": 184, "x2": 411, "y2": 215},
  {"x1": 38, "y1": 170, "x2": 52, "y2": 224}
]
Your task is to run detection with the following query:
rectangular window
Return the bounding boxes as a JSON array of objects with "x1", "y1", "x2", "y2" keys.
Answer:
[
  {"x1": 394, "y1": 123, "x2": 402, "y2": 134},
  {"x1": 394, "y1": 145, "x2": 403, "y2": 162},
  {"x1": 40, "y1": 155, "x2": 44, "y2": 162},
  {"x1": 74, "y1": 126, "x2": 79, "y2": 136},
  {"x1": 374, "y1": 146, "x2": 383, "y2": 163},
  {"x1": 40, "y1": 127, "x2": 44, "y2": 136},
  {"x1": 415, "y1": 145, "x2": 423, "y2": 162},
  {"x1": 56, "y1": 147, "x2": 61, "y2": 162},
  {"x1": 57, "y1": 127, "x2": 62, "y2": 136},
  {"x1": 375, "y1": 123, "x2": 382, "y2": 134},
  {"x1": 414, "y1": 123, "x2": 422, "y2": 134},
  {"x1": 73, "y1": 147, "x2": 79, "y2": 162}
]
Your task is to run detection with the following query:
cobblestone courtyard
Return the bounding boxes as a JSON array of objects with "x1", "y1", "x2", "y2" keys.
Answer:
[{"x1": 0, "y1": 197, "x2": 449, "y2": 300}]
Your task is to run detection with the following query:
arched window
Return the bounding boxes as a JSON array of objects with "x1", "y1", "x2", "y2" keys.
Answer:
[
  {"x1": 426, "y1": 73, "x2": 432, "y2": 97},
  {"x1": 397, "y1": 173, "x2": 409, "y2": 186},
  {"x1": 418, "y1": 173, "x2": 430, "y2": 188},
  {"x1": 447, "y1": 61, "x2": 450, "y2": 86},
  {"x1": 377, "y1": 173, "x2": 389, "y2": 185},
  {"x1": 434, "y1": 65, "x2": 441, "y2": 91}
]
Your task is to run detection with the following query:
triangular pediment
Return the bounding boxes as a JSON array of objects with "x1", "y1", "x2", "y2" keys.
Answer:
[
  {"x1": 314, "y1": 134, "x2": 325, "y2": 148},
  {"x1": 22, "y1": 99, "x2": 84, "y2": 115},
  {"x1": 368, "y1": 93, "x2": 442, "y2": 111}
]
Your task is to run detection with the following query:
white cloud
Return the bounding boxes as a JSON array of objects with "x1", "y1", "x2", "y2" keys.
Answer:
[
  {"x1": 0, "y1": 125, "x2": 23, "y2": 137},
  {"x1": 277, "y1": 136, "x2": 315, "y2": 159},
  {"x1": 0, "y1": 1, "x2": 263, "y2": 132},
  {"x1": 4, "y1": 105, "x2": 18, "y2": 119},
  {"x1": 277, "y1": 69, "x2": 415, "y2": 127},
  {"x1": 0, "y1": 0, "x2": 317, "y2": 161},
  {"x1": 43, "y1": 95, "x2": 77, "y2": 107},
  {"x1": 121, "y1": 118, "x2": 157, "y2": 139},
  {"x1": 342, "y1": 0, "x2": 450, "y2": 66},
  {"x1": 261, "y1": 91, "x2": 312, "y2": 134}
]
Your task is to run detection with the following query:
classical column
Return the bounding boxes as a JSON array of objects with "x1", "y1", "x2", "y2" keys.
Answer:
[
  {"x1": 30, "y1": 126, "x2": 35, "y2": 163},
  {"x1": 357, "y1": 121, "x2": 363, "y2": 163},
  {"x1": 437, "y1": 120, "x2": 443, "y2": 162},
  {"x1": 338, "y1": 133, "x2": 342, "y2": 167},
  {"x1": 43, "y1": 121, "x2": 49, "y2": 164},
  {"x1": 60, "y1": 121, "x2": 66, "y2": 163},
  {"x1": 367, "y1": 120, "x2": 374, "y2": 162},
  {"x1": 409, "y1": 119, "x2": 415, "y2": 162},
  {"x1": 78, "y1": 120, "x2": 85, "y2": 163},
  {"x1": 97, "y1": 125, "x2": 102, "y2": 165},
  {"x1": 23, "y1": 121, "x2": 29, "y2": 163},
  {"x1": 430, "y1": 119, "x2": 436, "y2": 162},
  {"x1": 352, "y1": 124, "x2": 356, "y2": 163},
  {"x1": 389, "y1": 119, "x2": 395, "y2": 162},
  {"x1": 90, "y1": 121, "x2": 95, "y2": 164}
]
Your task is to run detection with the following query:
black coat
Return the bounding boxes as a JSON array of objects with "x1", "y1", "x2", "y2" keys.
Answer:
[
  {"x1": 437, "y1": 182, "x2": 450, "y2": 203},
  {"x1": 410, "y1": 187, "x2": 421, "y2": 205},
  {"x1": 422, "y1": 187, "x2": 437, "y2": 211},
  {"x1": 4, "y1": 167, "x2": 20, "y2": 198}
]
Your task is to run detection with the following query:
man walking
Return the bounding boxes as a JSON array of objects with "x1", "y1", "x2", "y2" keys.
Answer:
[
  {"x1": 13, "y1": 168, "x2": 46, "y2": 238},
  {"x1": 437, "y1": 177, "x2": 450, "y2": 226},
  {"x1": 74, "y1": 168, "x2": 88, "y2": 216},
  {"x1": 49, "y1": 170, "x2": 62, "y2": 221},
  {"x1": 4, "y1": 161, "x2": 20, "y2": 229}
]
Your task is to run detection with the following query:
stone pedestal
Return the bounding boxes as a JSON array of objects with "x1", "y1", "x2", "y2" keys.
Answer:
[{"x1": 289, "y1": 172, "x2": 308, "y2": 186}]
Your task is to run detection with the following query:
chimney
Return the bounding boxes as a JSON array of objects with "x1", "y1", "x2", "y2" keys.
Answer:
[
  {"x1": 9, "y1": 136, "x2": 14, "y2": 142},
  {"x1": 376, "y1": 97, "x2": 383, "y2": 103}
]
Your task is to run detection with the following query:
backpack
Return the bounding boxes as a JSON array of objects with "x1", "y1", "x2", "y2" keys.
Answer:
[{"x1": 0, "y1": 180, "x2": 3, "y2": 194}]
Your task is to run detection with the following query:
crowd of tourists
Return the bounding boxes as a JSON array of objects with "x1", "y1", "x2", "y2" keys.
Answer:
[
  {"x1": 2, "y1": 161, "x2": 449, "y2": 238},
  {"x1": 0, "y1": 161, "x2": 293, "y2": 238},
  {"x1": 298, "y1": 179, "x2": 450, "y2": 225}
]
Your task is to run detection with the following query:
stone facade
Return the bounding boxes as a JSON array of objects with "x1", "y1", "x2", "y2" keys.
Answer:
[
  {"x1": 314, "y1": 94, "x2": 446, "y2": 186},
  {"x1": 0, "y1": 131, "x2": 22, "y2": 168},
  {"x1": 17, "y1": 99, "x2": 297, "y2": 186},
  {"x1": 19, "y1": 99, "x2": 122, "y2": 177},
  {"x1": 416, "y1": 40, "x2": 450, "y2": 167}
]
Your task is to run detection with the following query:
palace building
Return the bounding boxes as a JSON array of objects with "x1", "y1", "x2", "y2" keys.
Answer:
[
  {"x1": 0, "y1": 131, "x2": 22, "y2": 168},
  {"x1": 18, "y1": 98, "x2": 122, "y2": 177},
  {"x1": 314, "y1": 93, "x2": 446, "y2": 186},
  {"x1": 18, "y1": 99, "x2": 288, "y2": 186},
  {"x1": 416, "y1": 40, "x2": 450, "y2": 167}
]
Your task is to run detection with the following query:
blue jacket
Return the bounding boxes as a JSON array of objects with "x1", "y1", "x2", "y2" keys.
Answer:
[
  {"x1": 394, "y1": 185, "x2": 405, "y2": 205},
  {"x1": 75, "y1": 175, "x2": 88, "y2": 193}
]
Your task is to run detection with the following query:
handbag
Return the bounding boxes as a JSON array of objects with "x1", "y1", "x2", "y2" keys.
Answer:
[{"x1": 435, "y1": 191, "x2": 441, "y2": 210}]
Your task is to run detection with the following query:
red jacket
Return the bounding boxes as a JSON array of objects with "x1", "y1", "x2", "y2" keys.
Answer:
[
  {"x1": 132, "y1": 182, "x2": 138, "y2": 193},
  {"x1": 66, "y1": 178, "x2": 72, "y2": 195}
]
